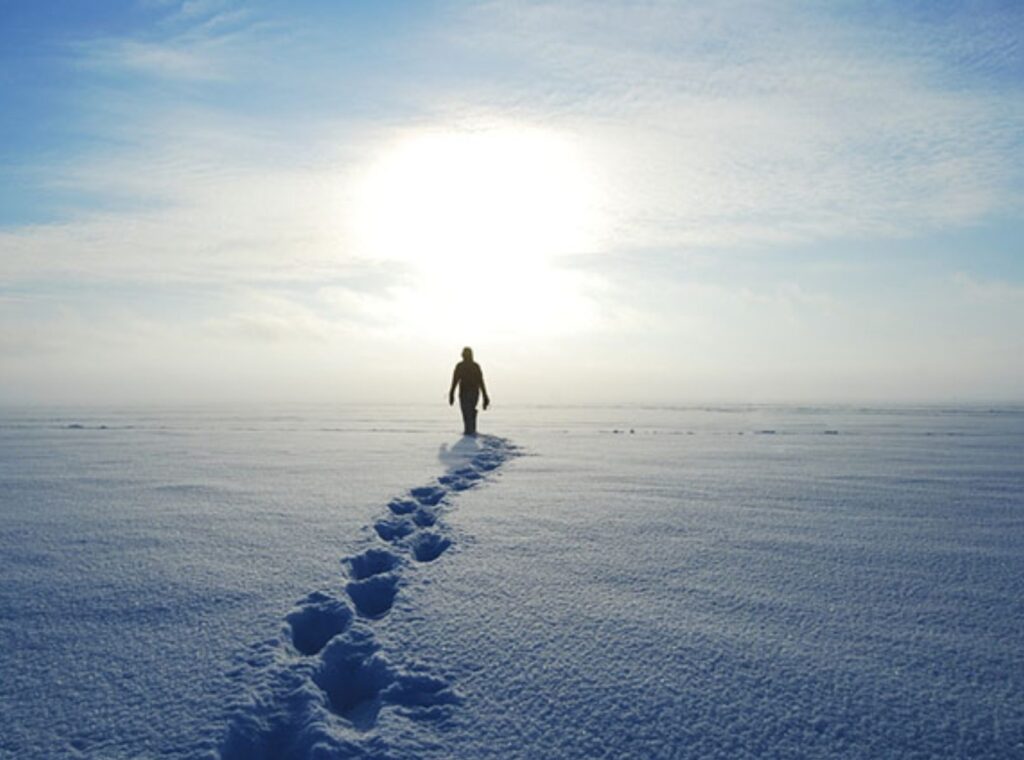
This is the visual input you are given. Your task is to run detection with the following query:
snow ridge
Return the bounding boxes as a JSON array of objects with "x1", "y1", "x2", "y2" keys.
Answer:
[{"x1": 218, "y1": 435, "x2": 518, "y2": 759}]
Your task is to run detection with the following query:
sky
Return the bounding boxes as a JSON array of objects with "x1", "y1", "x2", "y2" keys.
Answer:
[{"x1": 1, "y1": 0, "x2": 1022, "y2": 405}]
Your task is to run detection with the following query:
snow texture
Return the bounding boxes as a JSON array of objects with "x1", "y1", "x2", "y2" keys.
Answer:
[
  {"x1": 2, "y1": 405, "x2": 1023, "y2": 759},
  {"x1": 218, "y1": 433, "x2": 517, "y2": 759}
]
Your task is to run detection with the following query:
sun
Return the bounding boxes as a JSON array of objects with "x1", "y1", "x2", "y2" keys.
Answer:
[{"x1": 347, "y1": 125, "x2": 603, "y2": 338}]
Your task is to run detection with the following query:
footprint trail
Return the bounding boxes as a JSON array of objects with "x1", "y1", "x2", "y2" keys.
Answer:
[{"x1": 219, "y1": 434, "x2": 518, "y2": 759}]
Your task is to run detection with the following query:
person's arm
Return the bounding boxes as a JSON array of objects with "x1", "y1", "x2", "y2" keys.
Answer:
[
  {"x1": 448, "y1": 365, "x2": 459, "y2": 406},
  {"x1": 480, "y1": 368, "x2": 490, "y2": 410}
]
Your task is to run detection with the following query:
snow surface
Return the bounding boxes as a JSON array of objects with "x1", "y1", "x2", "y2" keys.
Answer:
[{"x1": 1, "y1": 405, "x2": 1023, "y2": 758}]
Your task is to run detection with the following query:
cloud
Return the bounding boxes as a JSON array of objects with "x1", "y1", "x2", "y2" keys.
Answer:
[
  {"x1": 204, "y1": 299, "x2": 331, "y2": 343},
  {"x1": 952, "y1": 272, "x2": 1024, "y2": 303},
  {"x1": 74, "y1": 2, "x2": 257, "y2": 82},
  {"x1": 76, "y1": 38, "x2": 228, "y2": 80},
  {"x1": 438, "y1": 0, "x2": 1024, "y2": 250},
  {"x1": 13, "y1": 0, "x2": 1022, "y2": 284},
  {"x1": 202, "y1": 284, "x2": 414, "y2": 344}
]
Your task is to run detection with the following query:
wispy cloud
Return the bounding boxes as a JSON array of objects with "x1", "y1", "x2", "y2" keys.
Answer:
[
  {"x1": 75, "y1": 37, "x2": 228, "y2": 80},
  {"x1": 442, "y1": 1, "x2": 1024, "y2": 250},
  {"x1": 72, "y1": 0, "x2": 257, "y2": 81},
  {"x1": 952, "y1": 272, "x2": 1024, "y2": 303}
]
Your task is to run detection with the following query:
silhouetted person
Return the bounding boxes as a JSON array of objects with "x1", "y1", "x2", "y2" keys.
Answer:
[{"x1": 449, "y1": 347, "x2": 490, "y2": 436}]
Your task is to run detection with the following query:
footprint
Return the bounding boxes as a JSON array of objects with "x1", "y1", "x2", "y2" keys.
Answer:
[
  {"x1": 409, "y1": 531, "x2": 451, "y2": 563},
  {"x1": 453, "y1": 467, "x2": 483, "y2": 481},
  {"x1": 384, "y1": 671, "x2": 460, "y2": 721},
  {"x1": 285, "y1": 592, "x2": 353, "y2": 656},
  {"x1": 412, "y1": 507, "x2": 437, "y2": 527},
  {"x1": 346, "y1": 573, "x2": 399, "y2": 618},
  {"x1": 313, "y1": 627, "x2": 394, "y2": 730},
  {"x1": 374, "y1": 517, "x2": 415, "y2": 543},
  {"x1": 388, "y1": 498, "x2": 418, "y2": 515},
  {"x1": 471, "y1": 455, "x2": 500, "y2": 471},
  {"x1": 345, "y1": 548, "x2": 401, "y2": 580},
  {"x1": 410, "y1": 485, "x2": 446, "y2": 506},
  {"x1": 438, "y1": 474, "x2": 475, "y2": 492}
]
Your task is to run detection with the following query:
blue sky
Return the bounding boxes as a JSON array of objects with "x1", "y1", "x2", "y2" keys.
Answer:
[{"x1": 1, "y1": 0, "x2": 1022, "y2": 404}]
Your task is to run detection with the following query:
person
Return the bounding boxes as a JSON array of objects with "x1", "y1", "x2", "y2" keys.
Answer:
[{"x1": 448, "y1": 347, "x2": 490, "y2": 436}]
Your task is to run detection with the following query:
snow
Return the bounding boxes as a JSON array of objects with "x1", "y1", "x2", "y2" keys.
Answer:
[{"x1": 1, "y1": 405, "x2": 1023, "y2": 758}]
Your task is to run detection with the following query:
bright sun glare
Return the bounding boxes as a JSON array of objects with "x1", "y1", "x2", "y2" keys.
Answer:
[{"x1": 350, "y1": 126, "x2": 603, "y2": 339}]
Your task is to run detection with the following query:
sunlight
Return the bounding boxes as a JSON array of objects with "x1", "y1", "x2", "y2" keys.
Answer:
[{"x1": 348, "y1": 126, "x2": 603, "y2": 337}]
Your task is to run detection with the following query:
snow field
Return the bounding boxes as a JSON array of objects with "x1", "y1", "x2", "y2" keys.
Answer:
[{"x1": 2, "y1": 405, "x2": 1022, "y2": 759}]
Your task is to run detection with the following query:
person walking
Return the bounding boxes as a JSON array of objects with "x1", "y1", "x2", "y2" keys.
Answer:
[{"x1": 448, "y1": 347, "x2": 490, "y2": 435}]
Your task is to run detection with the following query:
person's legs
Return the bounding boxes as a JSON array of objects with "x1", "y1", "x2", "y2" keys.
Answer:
[{"x1": 459, "y1": 392, "x2": 478, "y2": 435}]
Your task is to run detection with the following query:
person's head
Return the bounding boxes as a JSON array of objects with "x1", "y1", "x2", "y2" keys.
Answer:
[{"x1": 462, "y1": 346, "x2": 473, "y2": 361}]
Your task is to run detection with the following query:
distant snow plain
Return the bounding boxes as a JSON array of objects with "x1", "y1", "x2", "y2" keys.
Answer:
[{"x1": 1, "y1": 404, "x2": 1022, "y2": 759}]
